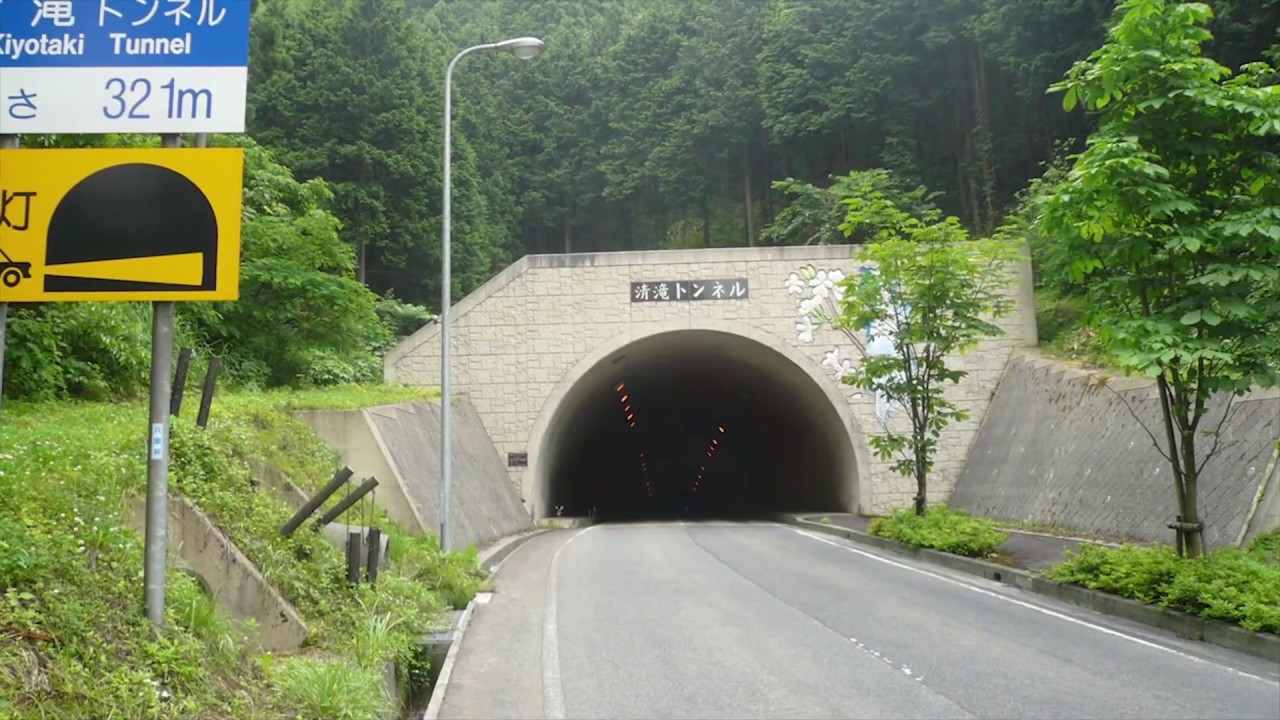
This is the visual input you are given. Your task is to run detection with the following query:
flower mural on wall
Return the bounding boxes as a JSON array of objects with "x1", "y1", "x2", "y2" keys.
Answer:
[{"x1": 787, "y1": 264, "x2": 904, "y2": 424}]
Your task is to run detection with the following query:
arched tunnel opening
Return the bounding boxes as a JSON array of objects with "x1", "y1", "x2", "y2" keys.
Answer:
[{"x1": 536, "y1": 330, "x2": 859, "y2": 523}]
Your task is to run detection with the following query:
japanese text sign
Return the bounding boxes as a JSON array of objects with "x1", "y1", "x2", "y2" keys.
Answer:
[
  {"x1": 0, "y1": 147, "x2": 243, "y2": 302},
  {"x1": 630, "y1": 279, "x2": 750, "y2": 303},
  {"x1": 0, "y1": 0, "x2": 251, "y2": 133}
]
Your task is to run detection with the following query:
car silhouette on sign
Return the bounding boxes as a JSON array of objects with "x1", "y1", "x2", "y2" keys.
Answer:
[{"x1": 0, "y1": 247, "x2": 32, "y2": 288}]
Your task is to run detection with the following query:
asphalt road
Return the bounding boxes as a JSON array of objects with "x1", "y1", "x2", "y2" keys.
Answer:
[{"x1": 437, "y1": 522, "x2": 1280, "y2": 720}]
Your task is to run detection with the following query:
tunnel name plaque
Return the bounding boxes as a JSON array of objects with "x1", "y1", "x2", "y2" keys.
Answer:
[
  {"x1": 630, "y1": 278, "x2": 749, "y2": 303},
  {"x1": 507, "y1": 452, "x2": 529, "y2": 467}
]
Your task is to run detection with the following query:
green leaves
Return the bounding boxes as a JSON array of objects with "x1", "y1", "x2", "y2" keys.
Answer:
[
  {"x1": 829, "y1": 180, "x2": 1020, "y2": 511},
  {"x1": 1035, "y1": 0, "x2": 1280, "y2": 555}
]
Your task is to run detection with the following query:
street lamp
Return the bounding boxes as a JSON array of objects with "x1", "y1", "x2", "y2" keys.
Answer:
[{"x1": 440, "y1": 36, "x2": 545, "y2": 552}]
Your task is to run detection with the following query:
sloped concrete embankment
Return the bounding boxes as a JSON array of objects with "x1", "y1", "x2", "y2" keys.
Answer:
[
  {"x1": 296, "y1": 400, "x2": 533, "y2": 550},
  {"x1": 951, "y1": 350, "x2": 1280, "y2": 547},
  {"x1": 127, "y1": 497, "x2": 308, "y2": 653}
]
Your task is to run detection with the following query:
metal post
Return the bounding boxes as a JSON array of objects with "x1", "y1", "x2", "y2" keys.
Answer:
[
  {"x1": 170, "y1": 347, "x2": 193, "y2": 417},
  {"x1": 366, "y1": 527, "x2": 381, "y2": 585},
  {"x1": 0, "y1": 134, "x2": 19, "y2": 424},
  {"x1": 143, "y1": 133, "x2": 182, "y2": 626},
  {"x1": 439, "y1": 39, "x2": 543, "y2": 551},
  {"x1": 346, "y1": 530, "x2": 362, "y2": 586},
  {"x1": 315, "y1": 477, "x2": 380, "y2": 527},
  {"x1": 196, "y1": 355, "x2": 220, "y2": 428},
  {"x1": 441, "y1": 50, "x2": 460, "y2": 554},
  {"x1": 279, "y1": 466, "x2": 354, "y2": 536}
]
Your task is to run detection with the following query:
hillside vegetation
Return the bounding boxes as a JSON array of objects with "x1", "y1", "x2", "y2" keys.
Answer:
[
  {"x1": 0, "y1": 385, "x2": 476, "y2": 719},
  {"x1": 0, "y1": 1, "x2": 1277, "y2": 714}
]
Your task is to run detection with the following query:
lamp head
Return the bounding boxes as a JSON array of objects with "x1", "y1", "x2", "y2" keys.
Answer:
[{"x1": 495, "y1": 36, "x2": 544, "y2": 61}]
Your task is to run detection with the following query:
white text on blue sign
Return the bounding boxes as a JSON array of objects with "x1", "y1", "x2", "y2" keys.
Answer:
[
  {"x1": 0, "y1": 0, "x2": 251, "y2": 133},
  {"x1": 0, "y1": 0, "x2": 251, "y2": 67}
]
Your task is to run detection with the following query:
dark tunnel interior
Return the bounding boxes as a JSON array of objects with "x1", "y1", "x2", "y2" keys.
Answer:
[{"x1": 538, "y1": 330, "x2": 858, "y2": 522}]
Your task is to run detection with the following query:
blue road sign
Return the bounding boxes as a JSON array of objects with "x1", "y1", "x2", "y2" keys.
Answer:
[
  {"x1": 0, "y1": 0, "x2": 251, "y2": 68},
  {"x1": 0, "y1": 0, "x2": 251, "y2": 133}
]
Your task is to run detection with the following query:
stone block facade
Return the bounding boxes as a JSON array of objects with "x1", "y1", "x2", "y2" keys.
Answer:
[{"x1": 385, "y1": 244, "x2": 1038, "y2": 516}]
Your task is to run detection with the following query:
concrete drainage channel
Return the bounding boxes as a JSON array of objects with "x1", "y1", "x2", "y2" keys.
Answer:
[{"x1": 407, "y1": 528, "x2": 552, "y2": 720}]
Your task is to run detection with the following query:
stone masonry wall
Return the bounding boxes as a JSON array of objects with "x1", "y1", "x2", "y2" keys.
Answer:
[
  {"x1": 950, "y1": 351, "x2": 1280, "y2": 548},
  {"x1": 385, "y1": 245, "x2": 1038, "y2": 516}
]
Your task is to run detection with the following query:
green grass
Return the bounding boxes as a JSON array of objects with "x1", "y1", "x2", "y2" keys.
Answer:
[{"x1": 0, "y1": 384, "x2": 480, "y2": 718}]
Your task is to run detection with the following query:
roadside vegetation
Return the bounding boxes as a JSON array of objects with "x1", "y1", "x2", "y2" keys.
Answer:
[
  {"x1": 861, "y1": 508, "x2": 1279, "y2": 635},
  {"x1": 868, "y1": 505, "x2": 1008, "y2": 558},
  {"x1": 0, "y1": 386, "x2": 483, "y2": 719},
  {"x1": 1050, "y1": 533, "x2": 1280, "y2": 634}
]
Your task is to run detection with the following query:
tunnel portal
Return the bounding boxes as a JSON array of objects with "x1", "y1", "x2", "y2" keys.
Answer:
[{"x1": 536, "y1": 329, "x2": 858, "y2": 522}]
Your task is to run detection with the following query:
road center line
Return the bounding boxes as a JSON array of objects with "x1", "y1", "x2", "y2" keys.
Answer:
[
  {"x1": 787, "y1": 526, "x2": 1276, "y2": 685},
  {"x1": 542, "y1": 526, "x2": 598, "y2": 720}
]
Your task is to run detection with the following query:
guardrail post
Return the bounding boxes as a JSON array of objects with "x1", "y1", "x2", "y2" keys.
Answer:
[
  {"x1": 315, "y1": 477, "x2": 380, "y2": 528},
  {"x1": 196, "y1": 355, "x2": 221, "y2": 428},
  {"x1": 346, "y1": 530, "x2": 362, "y2": 586},
  {"x1": 279, "y1": 466, "x2": 354, "y2": 536},
  {"x1": 366, "y1": 527, "x2": 381, "y2": 586},
  {"x1": 170, "y1": 347, "x2": 193, "y2": 416}
]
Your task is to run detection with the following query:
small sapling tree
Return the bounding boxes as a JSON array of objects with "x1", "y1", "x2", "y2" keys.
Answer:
[
  {"x1": 1037, "y1": 0, "x2": 1280, "y2": 557},
  {"x1": 832, "y1": 182, "x2": 1020, "y2": 516}
]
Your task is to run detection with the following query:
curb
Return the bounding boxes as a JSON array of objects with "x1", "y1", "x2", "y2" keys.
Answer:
[
  {"x1": 784, "y1": 517, "x2": 1280, "y2": 664},
  {"x1": 420, "y1": 598, "x2": 476, "y2": 720},
  {"x1": 478, "y1": 527, "x2": 549, "y2": 573},
  {"x1": 421, "y1": 528, "x2": 550, "y2": 720}
]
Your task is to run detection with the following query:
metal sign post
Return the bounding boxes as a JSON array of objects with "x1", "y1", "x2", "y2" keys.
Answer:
[{"x1": 0, "y1": 135, "x2": 16, "y2": 424}]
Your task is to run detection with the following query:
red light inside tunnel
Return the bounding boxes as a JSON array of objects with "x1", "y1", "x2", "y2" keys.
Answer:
[
  {"x1": 711, "y1": 438, "x2": 719, "y2": 446},
  {"x1": 620, "y1": 394, "x2": 628, "y2": 403},
  {"x1": 719, "y1": 426, "x2": 726, "y2": 433}
]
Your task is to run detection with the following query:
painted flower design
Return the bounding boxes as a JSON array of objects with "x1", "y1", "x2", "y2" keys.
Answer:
[
  {"x1": 808, "y1": 268, "x2": 846, "y2": 301},
  {"x1": 821, "y1": 348, "x2": 854, "y2": 380},
  {"x1": 785, "y1": 272, "x2": 807, "y2": 297},
  {"x1": 798, "y1": 294, "x2": 824, "y2": 317},
  {"x1": 795, "y1": 314, "x2": 815, "y2": 343}
]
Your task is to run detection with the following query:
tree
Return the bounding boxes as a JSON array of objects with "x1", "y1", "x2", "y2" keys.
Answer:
[
  {"x1": 1036, "y1": 0, "x2": 1280, "y2": 558},
  {"x1": 812, "y1": 172, "x2": 1020, "y2": 515},
  {"x1": 762, "y1": 169, "x2": 943, "y2": 246},
  {"x1": 181, "y1": 136, "x2": 388, "y2": 387}
]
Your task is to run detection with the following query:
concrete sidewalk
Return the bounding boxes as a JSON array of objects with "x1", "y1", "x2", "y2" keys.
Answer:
[{"x1": 799, "y1": 513, "x2": 1108, "y2": 572}]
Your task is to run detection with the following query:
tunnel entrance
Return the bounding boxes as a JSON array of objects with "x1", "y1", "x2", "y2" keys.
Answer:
[{"x1": 533, "y1": 329, "x2": 859, "y2": 522}]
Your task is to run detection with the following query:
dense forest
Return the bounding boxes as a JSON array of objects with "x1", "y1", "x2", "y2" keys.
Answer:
[
  {"x1": 3, "y1": 0, "x2": 1278, "y2": 397},
  {"x1": 247, "y1": 0, "x2": 1280, "y2": 308}
]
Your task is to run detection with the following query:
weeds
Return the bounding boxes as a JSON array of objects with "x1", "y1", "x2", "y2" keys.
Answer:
[{"x1": 0, "y1": 385, "x2": 481, "y2": 718}]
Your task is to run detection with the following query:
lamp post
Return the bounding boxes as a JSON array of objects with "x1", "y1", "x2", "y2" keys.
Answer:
[{"x1": 440, "y1": 36, "x2": 544, "y2": 552}]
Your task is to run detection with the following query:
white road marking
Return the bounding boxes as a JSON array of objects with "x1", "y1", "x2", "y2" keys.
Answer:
[
  {"x1": 789, "y1": 526, "x2": 1276, "y2": 685},
  {"x1": 848, "y1": 634, "x2": 927, "y2": 684},
  {"x1": 542, "y1": 526, "x2": 599, "y2": 720}
]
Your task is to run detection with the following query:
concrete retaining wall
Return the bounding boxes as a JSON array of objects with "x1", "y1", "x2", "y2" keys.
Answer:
[
  {"x1": 951, "y1": 351, "x2": 1280, "y2": 548},
  {"x1": 128, "y1": 496, "x2": 308, "y2": 653},
  {"x1": 296, "y1": 400, "x2": 533, "y2": 551}
]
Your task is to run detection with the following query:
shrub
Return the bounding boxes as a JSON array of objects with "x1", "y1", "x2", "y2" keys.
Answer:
[
  {"x1": 375, "y1": 292, "x2": 435, "y2": 344},
  {"x1": 2, "y1": 303, "x2": 152, "y2": 402},
  {"x1": 1049, "y1": 541, "x2": 1280, "y2": 634},
  {"x1": 868, "y1": 504, "x2": 1008, "y2": 558}
]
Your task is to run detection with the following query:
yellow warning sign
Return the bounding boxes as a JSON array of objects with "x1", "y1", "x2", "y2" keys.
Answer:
[{"x1": 0, "y1": 148, "x2": 243, "y2": 303}]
